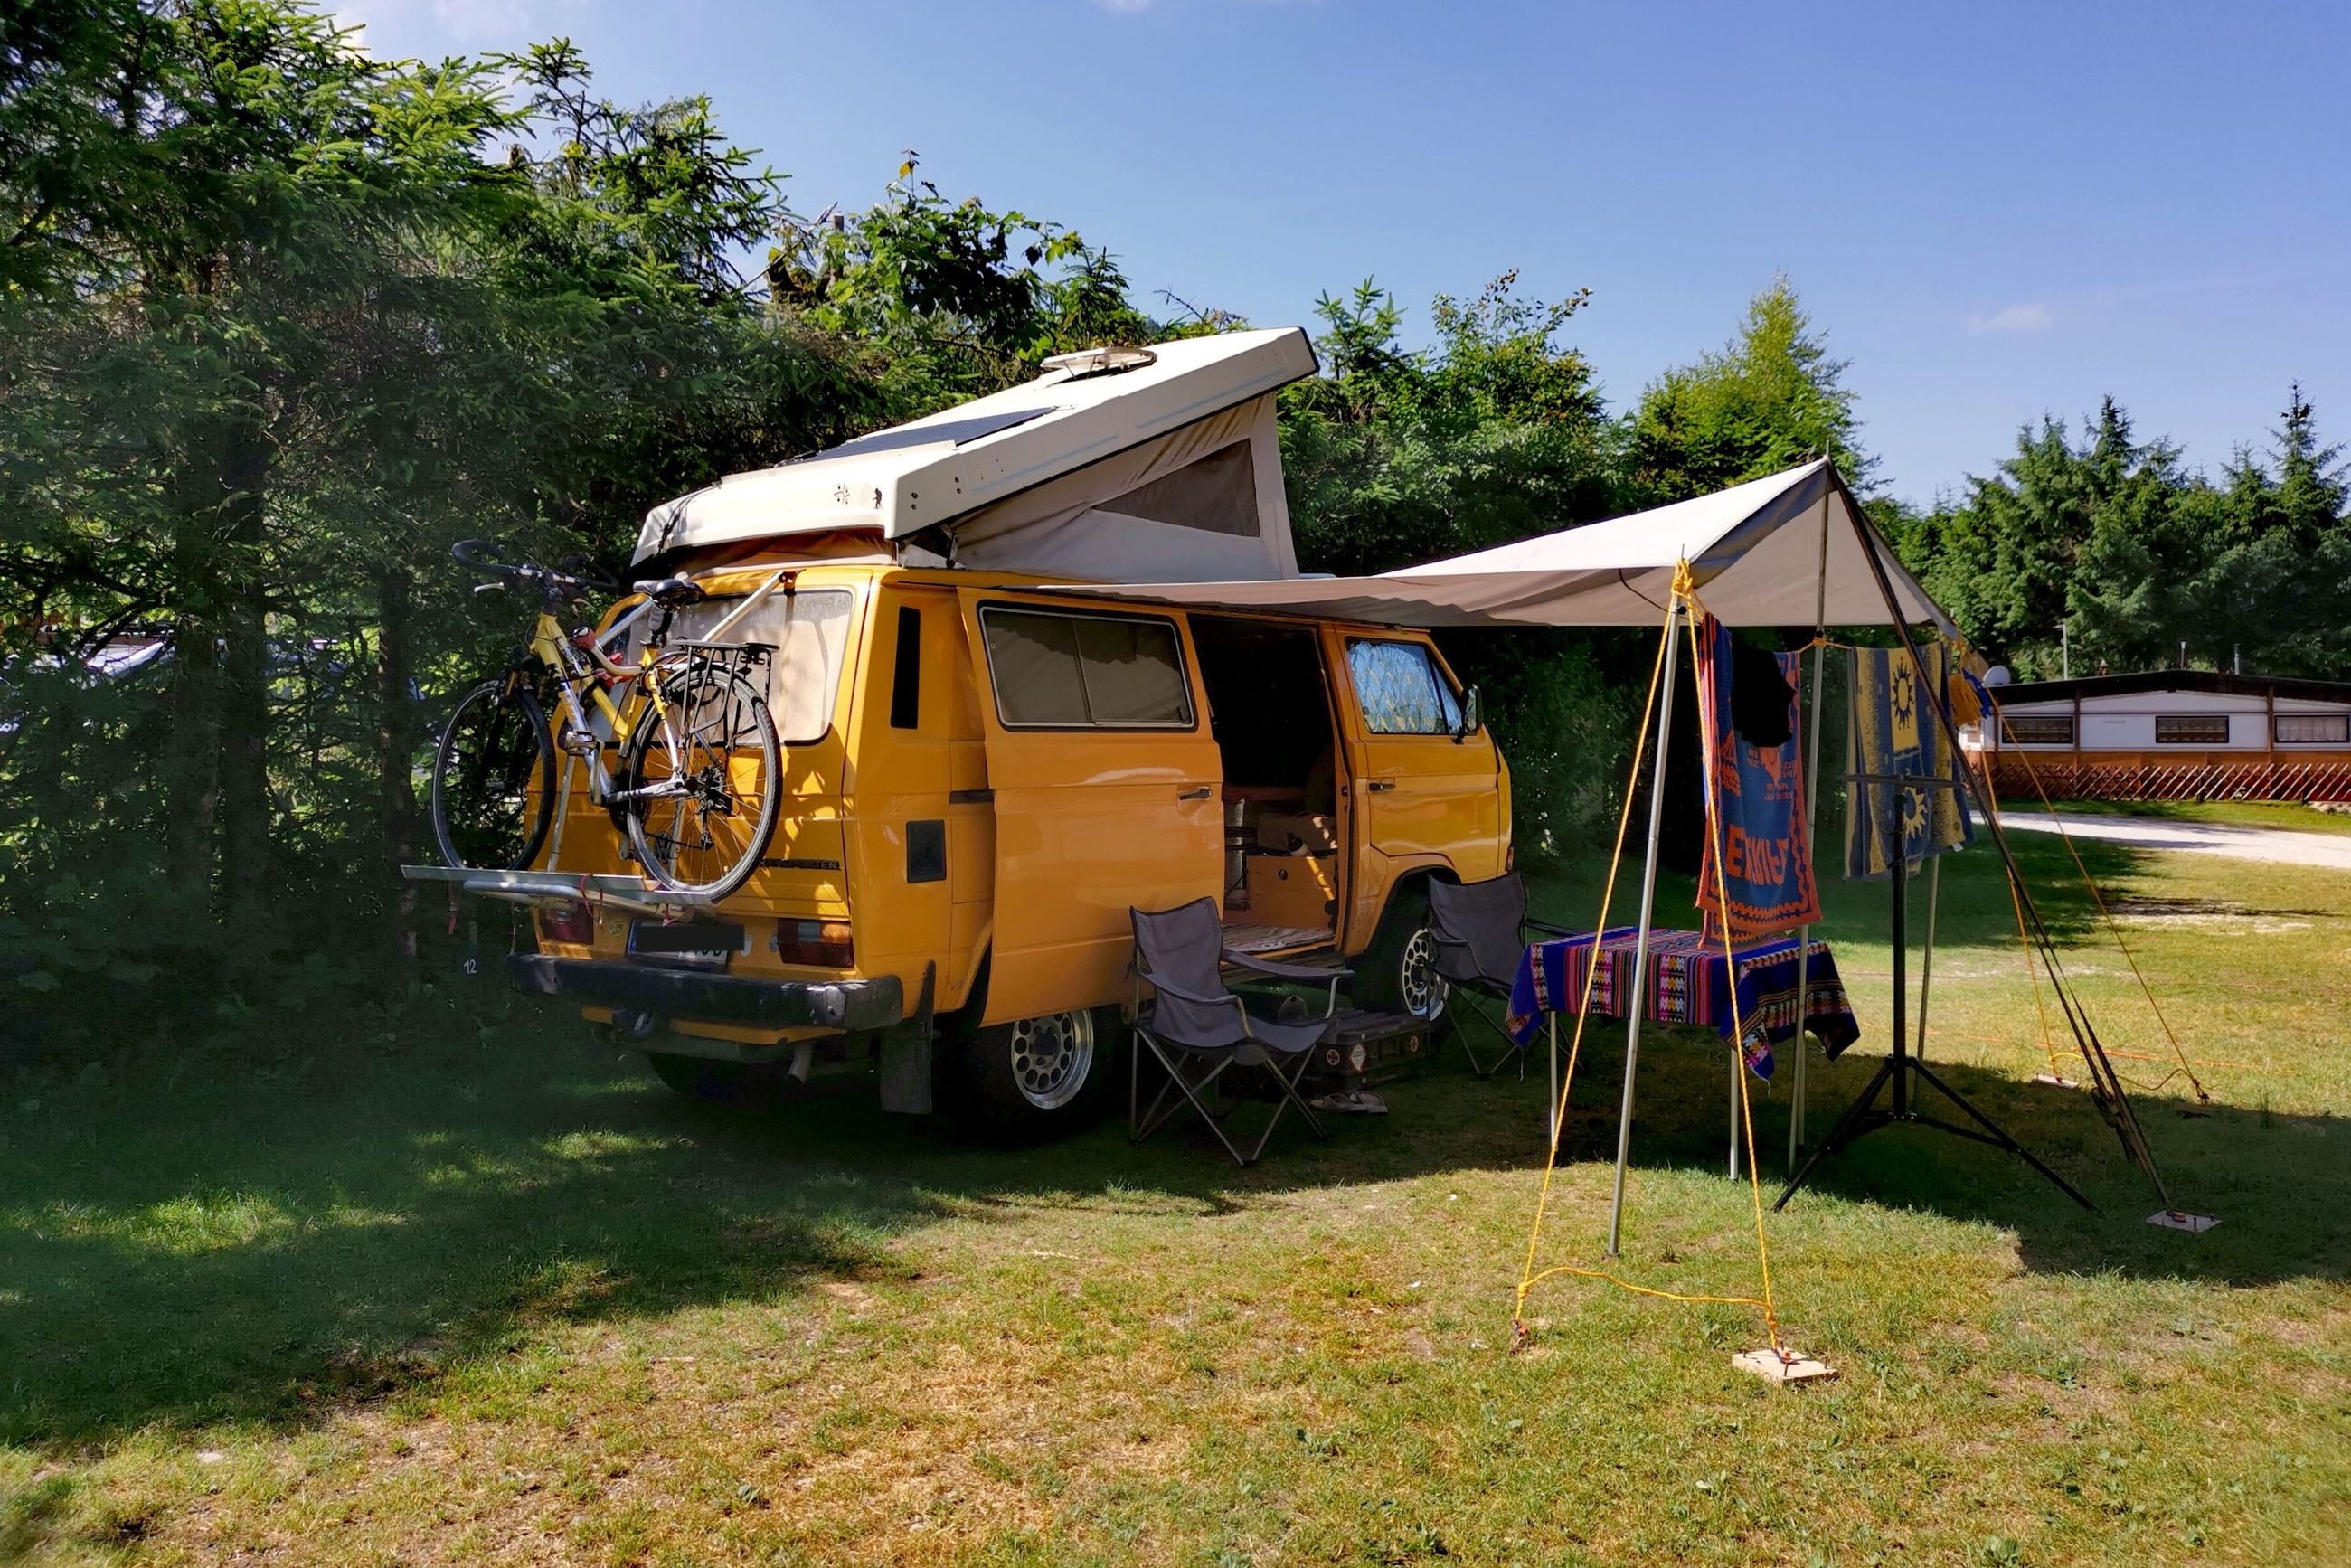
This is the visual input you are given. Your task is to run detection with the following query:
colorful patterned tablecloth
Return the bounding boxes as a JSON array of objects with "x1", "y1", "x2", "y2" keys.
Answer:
[{"x1": 1506, "y1": 927, "x2": 1860, "y2": 1080}]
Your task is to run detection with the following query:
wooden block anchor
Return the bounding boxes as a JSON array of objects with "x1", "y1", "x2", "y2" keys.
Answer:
[{"x1": 1733, "y1": 1347, "x2": 1836, "y2": 1384}]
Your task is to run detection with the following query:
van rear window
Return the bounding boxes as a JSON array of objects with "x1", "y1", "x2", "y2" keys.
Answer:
[
  {"x1": 979, "y1": 607, "x2": 1194, "y2": 730},
  {"x1": 628, "y1": 587, "x2": 853, "y2": 744}
]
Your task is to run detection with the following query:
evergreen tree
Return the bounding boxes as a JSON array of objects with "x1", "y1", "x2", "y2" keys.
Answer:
[{"x1": 1626, "y1": 275, "x2": 1869, "y2": 502}]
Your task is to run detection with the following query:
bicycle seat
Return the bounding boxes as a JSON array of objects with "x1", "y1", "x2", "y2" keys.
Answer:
[{"x1": 632, "y1": 576, "x2": 706, "y2": 608}]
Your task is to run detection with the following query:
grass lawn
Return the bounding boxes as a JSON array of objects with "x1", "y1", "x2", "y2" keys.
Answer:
[
  {"x1": 4, "y1": 831, "x2": 2348, "y2": 1565},
  {"x1": 2038, "y1": 797, "x2": 2351, "y2": 836}
]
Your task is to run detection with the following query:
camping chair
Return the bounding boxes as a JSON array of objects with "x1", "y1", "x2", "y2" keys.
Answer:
[
  {"x1": 1428, "y1": 873, "x2": 1572, "y2": 1079},
  {"x1": 1128, "y1": 897, "x2": 1352, "y2": 1167}
]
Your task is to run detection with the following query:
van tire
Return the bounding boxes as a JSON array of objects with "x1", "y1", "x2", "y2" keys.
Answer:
[
  {"x1": 1357, "y1": 883, "x2": 1449, "y2": 1024},
  {"x1": 939, "y1": 1004, "x2": 1119, "y2": 1143}
]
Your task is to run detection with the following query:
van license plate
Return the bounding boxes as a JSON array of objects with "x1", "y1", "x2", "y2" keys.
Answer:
[{"x1": 627, "y1": 920, "x2": 742, "y2": 969}]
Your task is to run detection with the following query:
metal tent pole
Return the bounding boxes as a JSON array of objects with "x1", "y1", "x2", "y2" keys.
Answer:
[
  {"x1": 1789, "y1": 494, "x2": 1831, "y2": 1170},
  {"x1": 1917, "y1": 855, "x2": 1941, "y2": 1061},
  {"x1": 1548, "y1": 1013, "x2": 1559, "y2": 1148},
  {"x1": 1729, "y1": 1043, "x2": 1742, "y2": 1179},
  {"x1": 1607, "y1": 598, "x2": 1683, "y2": 1259}
]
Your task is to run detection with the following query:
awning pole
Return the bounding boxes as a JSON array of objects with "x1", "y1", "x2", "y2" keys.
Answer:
[
  {"x1": 1790, "y1": 494, "x2": 1831, "y2": 1170},
  {"x1": 1548, "y1": 1013, "x2": 1559, "y2": 1147},
  {"x1": 1607, "y1": 595, "x2": 1683, "y2": 1259}
]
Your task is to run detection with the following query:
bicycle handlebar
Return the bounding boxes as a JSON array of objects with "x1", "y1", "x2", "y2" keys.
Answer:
[{"x1": 451, "y1": 538, "x2": 617, "y2": 601}]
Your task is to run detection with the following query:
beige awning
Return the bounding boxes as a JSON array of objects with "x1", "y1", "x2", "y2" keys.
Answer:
[{"x1": 1057, "y1": 459, "x2": 1949, "y2": 629}]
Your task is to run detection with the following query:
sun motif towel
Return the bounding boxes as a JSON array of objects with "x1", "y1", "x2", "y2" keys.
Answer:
[{"x1": 1844, "y1": 642, "x2": 1973, "y2": 879}]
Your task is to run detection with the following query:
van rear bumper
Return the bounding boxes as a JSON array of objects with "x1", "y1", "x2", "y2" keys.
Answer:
[{"x1": 508, "y1": 955, "x2": 904, "y2": 1032}]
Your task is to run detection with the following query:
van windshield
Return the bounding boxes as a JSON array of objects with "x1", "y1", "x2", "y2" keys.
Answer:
[{"x1": 630, "y1": 588, "x2": 854, "y2": 744}]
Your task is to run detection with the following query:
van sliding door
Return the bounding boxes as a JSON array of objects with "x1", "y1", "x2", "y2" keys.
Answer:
[{"x1": 956, "y1": 590, "x2": 1224, "y2": 1025}]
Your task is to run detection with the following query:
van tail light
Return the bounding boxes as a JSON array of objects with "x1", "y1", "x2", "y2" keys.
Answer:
[
  {"x1": 774, "y1": 919, "x2": 853, "y2": 968},
  {"x1": 538, "y1": 901, "x2": 595, "y2": 945}
]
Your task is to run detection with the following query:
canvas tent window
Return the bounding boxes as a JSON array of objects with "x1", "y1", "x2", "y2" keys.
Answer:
[{"x1": 1100, "y1": 441, "x2": 1260, "y2": 538}]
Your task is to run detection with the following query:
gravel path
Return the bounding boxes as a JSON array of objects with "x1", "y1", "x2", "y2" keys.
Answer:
[{"x1": 1998, "y1": 811, "x2": 2351, "y2": 871}]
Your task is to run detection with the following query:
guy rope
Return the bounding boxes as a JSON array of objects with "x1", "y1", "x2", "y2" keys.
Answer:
[{"x1": 1511, "y1": 564, "x2": 1793, "y2": 1365}]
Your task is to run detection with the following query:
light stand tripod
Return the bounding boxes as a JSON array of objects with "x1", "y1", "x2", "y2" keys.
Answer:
[
  {"x1": 1776, "y1": 818, "x2": 2092, "y2": 1212},
  {"x1": 1774, "y1": 478, "x2": 2170, "y2": 1214}
]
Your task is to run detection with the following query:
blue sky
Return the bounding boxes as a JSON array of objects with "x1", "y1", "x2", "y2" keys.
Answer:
[{"x1": 337, "y1": 0, "x2": 2351, "y2": 508}]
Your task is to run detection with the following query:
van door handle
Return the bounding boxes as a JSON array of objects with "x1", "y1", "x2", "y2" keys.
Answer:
[
  {"x1": 1364, "y1": 779, "x2": 1396, "y2": 793},
  {"x1": 1177, "y1": 786, "x2": 1213, "y2": 801}
]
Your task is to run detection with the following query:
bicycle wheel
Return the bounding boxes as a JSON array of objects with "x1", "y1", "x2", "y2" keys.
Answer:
[
  {"x1": 618, "y1": 661, "x2": 781, "y2": 900},
  {"x1": 430, "y1": 678, "x2": 557, "y2": 871}
]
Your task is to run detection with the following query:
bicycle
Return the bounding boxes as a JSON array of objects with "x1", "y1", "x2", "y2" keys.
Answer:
[{"x1": 427, "y1": 539, "x2": 783, "y2": 901}]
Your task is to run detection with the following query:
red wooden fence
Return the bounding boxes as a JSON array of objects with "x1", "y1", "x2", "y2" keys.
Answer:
[{"x1": 1985, "y1": 754, "x2": 2351, "y2": 803}]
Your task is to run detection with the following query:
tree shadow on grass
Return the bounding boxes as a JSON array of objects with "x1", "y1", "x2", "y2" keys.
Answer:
[
  {"x1": 4, "y1": 836, "x2": 2335, "y2": 1453},
  {"x1": 0, "y1": 1007, "x2": 1574, "y2": 1450},
  {"x1": 1547, "y1": 1024, "x2": 2351, "y2": 1293}
]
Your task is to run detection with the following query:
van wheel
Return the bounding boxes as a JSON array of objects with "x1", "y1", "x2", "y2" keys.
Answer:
[
  {"x1": 941, "y1": 1006, "x2": 1118, "y2": 1142},
  {"x1": 1358, "y1": 884, "x2": 1449, "y2": 1024},
  {"x1": 644, "y1": 1051, "x2": 781, "y2": 1106}
]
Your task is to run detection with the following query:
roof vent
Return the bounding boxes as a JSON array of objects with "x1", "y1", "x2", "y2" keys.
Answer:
[{"x1": 1042, "y1": 345, "x2": 1157, "y2": 380}]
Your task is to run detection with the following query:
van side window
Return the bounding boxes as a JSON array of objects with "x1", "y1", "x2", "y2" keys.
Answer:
[
  {"x1": 1346, "y1": 638, "x2": 1462, "y2": 735},
  {"x1": 979, "y1": 606, "x2": 1195, "y2": 729},
  {"x1": 890, "y1": 606, "x2": 921, "y2": 729}
]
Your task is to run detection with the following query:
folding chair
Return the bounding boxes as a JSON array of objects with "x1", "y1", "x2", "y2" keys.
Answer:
[
  {"x1": 1128, "y1": 897, "x2": 1352, "y2": 1167},
  {"x1": 1427, "y1": 872, "x2": 1572, "y2": 1079}
]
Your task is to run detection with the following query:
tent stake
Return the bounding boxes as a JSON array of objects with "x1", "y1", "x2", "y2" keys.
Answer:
[{"x1": 1607, "y1": 599, "x2": 1682, "y2": 1258}]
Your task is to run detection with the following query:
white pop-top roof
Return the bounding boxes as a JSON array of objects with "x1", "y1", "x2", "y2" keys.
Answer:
[
  {"x1": 634, "y1": 327, "x2": 1319, "y2": 577},
  {"x1": 1071, "y1": 459, "x2": 1950, "y2": 628}
]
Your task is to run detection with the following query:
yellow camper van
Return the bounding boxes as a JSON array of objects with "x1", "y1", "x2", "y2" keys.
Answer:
[{"x1": 477, "y1": 329, "x2": 1513, "y2": 1135}]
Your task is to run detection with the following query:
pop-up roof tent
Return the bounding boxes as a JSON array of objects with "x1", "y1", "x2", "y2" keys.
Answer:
[
  {"x1": 1068, "y1": 458, "x2": 1950, "y2": 630},
  {"x1": 634, "y1": 327, "x2": 1320, "y2": 583},
  {"x1": 637, "y1": 318, "x2": 1942, "y2": 633}
]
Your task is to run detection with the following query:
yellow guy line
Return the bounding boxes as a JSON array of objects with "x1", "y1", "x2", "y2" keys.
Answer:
[
  {"x1": 1684, "y1": 589, "x2": 1787, "y2": 1356},
  {"x1": 1997, "y1": 723, "x2": 2212, "y2": 1102},
  {"x1": 1512, "y1": 569, "x2": 1791, "y2": 1355}
]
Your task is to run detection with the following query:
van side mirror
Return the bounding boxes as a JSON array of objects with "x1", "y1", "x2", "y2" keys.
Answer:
[{"x1": 1455, "y1": 685, "x2": 1481, "y2": 741}]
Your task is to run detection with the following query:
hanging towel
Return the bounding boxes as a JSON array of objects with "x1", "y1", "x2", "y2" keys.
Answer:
[
  {"x1": 1695, "y1": 615, "x2": 1821, "y2": 940},
  {"x1": 1844, "y1": 641, "x2": 1973, "y2": 879}
]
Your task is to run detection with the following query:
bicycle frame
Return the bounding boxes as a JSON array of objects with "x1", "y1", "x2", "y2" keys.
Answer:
[{"x1": 515, "y1": 598, "x2": 666, "y2": 809}]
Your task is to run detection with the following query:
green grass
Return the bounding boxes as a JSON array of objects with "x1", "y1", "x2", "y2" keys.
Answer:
[
  {"x1": 2042, "y1": 797, "x2": 2351, "y2": 836},
  {"x1": 3, "y1": 831, "x2": 2348, "y2": 1565}
]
